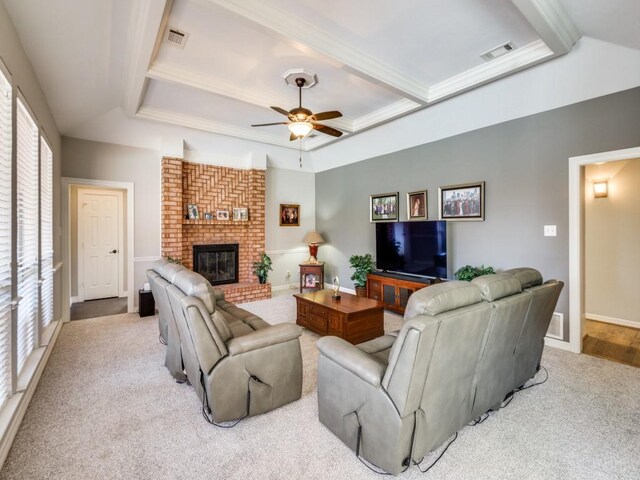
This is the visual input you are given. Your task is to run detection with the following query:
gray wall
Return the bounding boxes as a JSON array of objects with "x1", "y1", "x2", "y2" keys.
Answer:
[
  {"x1": 316, "y1": 87, "x2": 640, "y2": 341},
  {"x1": 265, "y1": 168, "x2": 316, "y2": 289},
  {"x1": 0, "y1": 2, "x2": 62, "y2": 321},
  {"x1": 62, "y1": 137, "x2": 161, "y2": 305}
]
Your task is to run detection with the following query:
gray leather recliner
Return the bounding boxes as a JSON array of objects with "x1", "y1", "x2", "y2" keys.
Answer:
[
  {"x1": 317, "y1": 269, "x2": 563, "y2": 474},
  {"x1": 174, "y1": 270, "x2": 304, "y2": 423}
]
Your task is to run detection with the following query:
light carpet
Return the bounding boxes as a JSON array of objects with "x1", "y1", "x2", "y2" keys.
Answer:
[{"x1": 1, "y1": 292, "x2": 639, "y2": 479}]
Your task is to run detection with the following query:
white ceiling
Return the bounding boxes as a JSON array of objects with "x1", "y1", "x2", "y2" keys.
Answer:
[{"x1": 2, "y1": 0, "x2": 640, "y2": 170}]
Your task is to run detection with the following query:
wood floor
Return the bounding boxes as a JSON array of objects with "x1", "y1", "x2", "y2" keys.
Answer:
[{"x1": 582, "y1": 319, "x2": 640, "y2": 368}]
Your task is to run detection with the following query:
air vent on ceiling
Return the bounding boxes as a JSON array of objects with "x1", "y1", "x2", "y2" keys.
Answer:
[
  {"x1": 166, "y1": 27, "x2": 189, "y2": 49},
  {"x1": 546, "y1": 312, "x2": 564, "y2": 340},
  {"x1": 480, "y1": 41, "x2": 515, "y2": 62}
]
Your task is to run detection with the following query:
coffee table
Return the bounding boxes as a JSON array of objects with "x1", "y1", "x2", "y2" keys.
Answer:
[{"x1": 294, "y1": 289, "x2": 384, "y2": 344}]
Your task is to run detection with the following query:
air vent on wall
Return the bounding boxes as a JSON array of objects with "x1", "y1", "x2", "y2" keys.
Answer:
[
  {"x1": 481, "y1": 41, "x2": 515, "y2": 61},
  {"x1": 546, "y1": 312, "x2": 564, "y2": 340},
  {"x1": 165, "y1": 27, "x2": 189, "y2": 49}
]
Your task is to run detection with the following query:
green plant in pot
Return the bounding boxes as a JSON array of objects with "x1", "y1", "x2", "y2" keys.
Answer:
[
  {"x1": 349, "y1": 253, "x2": 375, "y2": 296},
  {"x1": 252, "y1": 252, "x2": 273, "y2": 284},
  {"x1": 454, "y1": 264, "x2": 495, "y2": 282}
]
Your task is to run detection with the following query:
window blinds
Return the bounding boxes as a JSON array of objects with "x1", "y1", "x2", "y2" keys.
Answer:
[
  {"x1": 40, "y1": 139, "x2": 53, "y2": 332},
  {"x1": 0, "y1": 70, "x2": 12, "y2": 407},
  {"x1": 16, "y1": 98, "x2": 39, "y2": 375}
]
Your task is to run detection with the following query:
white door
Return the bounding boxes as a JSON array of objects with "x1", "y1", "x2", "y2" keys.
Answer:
[{"x1": 81, "y1": 191, "x2": 120, "y2": 300}]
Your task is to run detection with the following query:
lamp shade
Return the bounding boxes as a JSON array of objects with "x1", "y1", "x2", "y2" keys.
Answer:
[
  {"x1": 288, "y1": 121, "x2": 313, "y2": 138},
  {"x1": 593, "y1": 180, "x2": 608, "y2": 198},
  {"x1": 303, "y1": 230, "x2": 325, "y2": 244}
]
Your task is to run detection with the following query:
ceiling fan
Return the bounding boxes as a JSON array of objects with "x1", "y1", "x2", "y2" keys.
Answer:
[{"x1": 251, "y1": 77, "x2": 343, "y2": 141}]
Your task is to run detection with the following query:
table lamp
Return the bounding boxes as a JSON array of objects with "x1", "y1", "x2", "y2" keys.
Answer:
[{"x1": 302, "y1": 230, "x2": 325, "y2": 263}]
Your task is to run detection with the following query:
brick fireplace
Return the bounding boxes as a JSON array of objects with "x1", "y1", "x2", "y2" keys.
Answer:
[{"x1": 161, "y1": 157, "x2": 271, "y2": 303}]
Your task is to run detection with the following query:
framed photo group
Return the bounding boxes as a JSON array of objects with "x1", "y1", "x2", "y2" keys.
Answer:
[
  {"x1": 186, "y1": 204, "x2": 249, "y2": 221},
  {"x1": 369, "y1": 181, "x2": 485, "y2": 222}
]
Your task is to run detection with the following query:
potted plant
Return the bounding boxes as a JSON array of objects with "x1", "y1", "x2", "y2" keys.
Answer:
[
  {"x1": 454, "y1": 264, "x2": 495, "y2": 282},
  {"x1": 349, "y1": 253, "x2": 375, "y2": 297},
  {"x1": 252, "y1": 252, "x2": 273, "y2": 284}
]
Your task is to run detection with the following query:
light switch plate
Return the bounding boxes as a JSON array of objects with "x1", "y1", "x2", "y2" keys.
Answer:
[{"x1": 544, "y1": 225, "x2": 557, "y2": 237}]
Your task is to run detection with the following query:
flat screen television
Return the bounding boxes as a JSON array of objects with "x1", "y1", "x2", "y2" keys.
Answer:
[{"x1": 375, "y1": 221, "x2": 448, "y2": 279}]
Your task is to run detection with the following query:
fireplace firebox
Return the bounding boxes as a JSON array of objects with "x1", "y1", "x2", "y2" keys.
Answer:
[{"x1": 193, "y1": 244, "x2": 239, "y2": 286}]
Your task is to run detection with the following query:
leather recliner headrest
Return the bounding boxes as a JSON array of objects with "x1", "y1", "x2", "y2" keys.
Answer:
[
  {"x1": 472, "y1": 273, "x2": 522, "y2": 301},
  {"x1": 404, "y1": 281, "x2": 482, "y2": 318},
  {"x1": 173, "y1": 270, "x2": 216, "y2": 314},
  {"x1": 503, "y1": 267, "x2": 543, "y2": 289},
  {"x1": 160, "y1": 262, "x2": 185, "y2": 283},
  {"x1": 152, "y1": 257, "x2": 169, "y2": 274}
]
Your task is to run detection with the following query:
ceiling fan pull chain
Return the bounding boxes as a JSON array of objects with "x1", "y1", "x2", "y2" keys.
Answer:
[{"x1": 299, "y1": 138, "x2": 302, "y2": 168}]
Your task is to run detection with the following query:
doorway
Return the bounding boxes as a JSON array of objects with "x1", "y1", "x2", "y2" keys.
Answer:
[
  {"x1": 567, "y1": 146, "x2": 640, "y2": 355},
  {"x1": 62, "y1": 178, "x2": 135, "y2": 322}
]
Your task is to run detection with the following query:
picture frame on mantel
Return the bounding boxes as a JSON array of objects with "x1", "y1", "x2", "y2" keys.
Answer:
[
  {"x1": 187, "y1": 204, "x2": 199, "y2": 220},
  {"x1": 438, "y1": 181, "x2": 485, "y2": 221},
  {"x1": 233, "y1": 207, "x2": 249, "y2": 221},
  {"x1": 216, "y1": 210, "x2": 230, "y2": 221},
  {"x1": 370, "y1": 192, "x2": 398, "y2": 222},
  {"x1": 407, "y1": 190, "x2": 427, "y2": 221},
  {"x1": 280, "y1": 204, "x2": 300, "y2": 226}
]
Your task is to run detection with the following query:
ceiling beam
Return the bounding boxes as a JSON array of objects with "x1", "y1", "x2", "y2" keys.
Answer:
[
  {"x1": 122, "y1": 0, "x2": 171, "y2": 116},
  {"x1": 204, "y1": 0, "x2": 432, "y2": 105},
  {"x1": 512, "y1": 0, "x2": 581, "y2": 54}
]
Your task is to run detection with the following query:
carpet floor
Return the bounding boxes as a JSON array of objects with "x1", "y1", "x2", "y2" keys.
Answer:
[{"x1": 1, "y1": 292, "x2": 639, "y2": 479}]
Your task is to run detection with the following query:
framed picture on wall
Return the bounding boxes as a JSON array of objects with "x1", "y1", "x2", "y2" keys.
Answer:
[
  {"x1": 216, "y1": 210, "x2": 230, "y2": 221},
  {"x1": 407, "y1": 190, "x2": 427, "y2": 221},
  {"x1": 280, "y1": 204, "x2": 300, "y2": 226},
  {"x1": 370, "y1": 192, "x2": 399, "y2": 222},
  {"x1": 438, "y1": 181, "x2": 485, "y2": 221}
]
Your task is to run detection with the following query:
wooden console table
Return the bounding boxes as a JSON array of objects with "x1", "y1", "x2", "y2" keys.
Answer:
[
  {"x1": 299, "y1": 262, "x2": 324, "y2": 293},
  {"x1": 367, "y1": 272, "x2": 435, "y2": 315},
  {"x1": 294, "y1": 290, "x2": 384, "y2": 344}
]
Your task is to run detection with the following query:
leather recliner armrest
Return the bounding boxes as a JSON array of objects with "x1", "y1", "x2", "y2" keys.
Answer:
[
  {"x1": 317, "y1": 336, "x2": 386, "y2": 388},
  {"x1": 227, "y1": 323, "x2": 302, "y2": 356}
]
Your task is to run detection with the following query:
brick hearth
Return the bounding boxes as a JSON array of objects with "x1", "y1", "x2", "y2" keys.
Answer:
[{"x1": 161, "y1": 157, "x2": 270, "y2": 302}]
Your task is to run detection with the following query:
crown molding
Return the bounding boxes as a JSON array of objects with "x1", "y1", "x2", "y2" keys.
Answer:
[
  {"x1": 205, "y1": 0, "x2": 431, "y2": 104},
  {"x1": 122, "y1": 0, "x2": 170, "y2": 116},
  {"x1": 428, "y1": 40, "x2": 553, "y2": 103},
  {"x1": 147, "y1": 62, "x2": 291, "y2": 109},
  {"x1": 353, "y1": 99, "x2": 421, "y2": 131},
  {"x1": 512, "y1": 0, "x2": 581, "y2": 54}
]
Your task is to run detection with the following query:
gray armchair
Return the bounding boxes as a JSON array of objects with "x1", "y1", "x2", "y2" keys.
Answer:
[{"x1": 174, "y1": 270, "x2": 303, "y2": 423}]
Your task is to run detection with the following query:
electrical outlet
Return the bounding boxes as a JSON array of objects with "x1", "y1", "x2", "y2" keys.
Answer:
[{"x1": 544, "y1": 225, "x2": 556, "y2": 237}]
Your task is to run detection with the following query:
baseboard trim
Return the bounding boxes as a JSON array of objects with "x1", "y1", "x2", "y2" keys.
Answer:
[
  {"x1": 0, "y1": 318, "x2": 63, "y2": 468},
  {"x1": 271, "y1": 284, "x2": 296, "y2": 292},
  {"x1": 323, "y1": 284, "x2": 356, "y2": 295},
  {"x1": 586, "y1": 313, "x2": 640, "y2": 329},
  {"x1": 544, "y1": 336, "x2": 574, "y2": 352}
]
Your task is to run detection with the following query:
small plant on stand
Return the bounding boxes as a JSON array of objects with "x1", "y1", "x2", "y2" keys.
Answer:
[
  {"x1": 253, "y1": 252, "x2": 273, "y2": 284},
  {"x1": 349, "y1": 253, "x2": 375, "y2": 297}
]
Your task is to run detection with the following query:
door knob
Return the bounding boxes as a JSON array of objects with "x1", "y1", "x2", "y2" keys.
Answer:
[{"x1": 109, "y1": 249, "x2": 118, "y2": 254}]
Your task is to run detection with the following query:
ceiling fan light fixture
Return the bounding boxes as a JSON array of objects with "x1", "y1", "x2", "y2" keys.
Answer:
[{"x1": 288, "y1": 121, "x2": 313, "y2": 138}]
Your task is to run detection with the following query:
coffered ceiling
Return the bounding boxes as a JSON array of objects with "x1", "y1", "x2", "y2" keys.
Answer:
[{"x1": 3, "y1": 0, "x2": 639, "y2": 162}]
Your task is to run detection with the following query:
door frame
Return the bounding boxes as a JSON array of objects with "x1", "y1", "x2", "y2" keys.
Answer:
[
  {"x1": 62, "y1": 178, "x2": 135, "y2": 321},
  {"x1": 567, "y1": 146, "x2": 640, "y2": 353},
  {"x1": 77, "y1": 188, "x2": 125, "y2": 302}
]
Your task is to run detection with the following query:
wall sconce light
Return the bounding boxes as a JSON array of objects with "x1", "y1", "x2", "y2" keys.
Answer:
[{"x1": 593, "y1": 180, "x2": 608, "y2": 198}]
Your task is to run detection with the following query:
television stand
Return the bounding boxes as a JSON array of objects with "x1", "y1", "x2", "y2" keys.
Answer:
[{"x1": 367, "y1": 272, "x2": 442, "y2": 315}]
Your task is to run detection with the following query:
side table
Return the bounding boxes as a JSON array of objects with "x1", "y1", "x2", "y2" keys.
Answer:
[{"x1": 299, "y1": 262, "x2": 324, "y2": 293}]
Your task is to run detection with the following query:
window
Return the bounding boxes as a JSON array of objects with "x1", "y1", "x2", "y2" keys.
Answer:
[
  {"x1": 16, "y1": 97, "x2": 39, "y2": 375},
  {"x1": 40, "y1": 139, "x2": 53, "y2": 332},
  {"x1": 0, "y1": 68, "x2": 11, "y2": 406}
]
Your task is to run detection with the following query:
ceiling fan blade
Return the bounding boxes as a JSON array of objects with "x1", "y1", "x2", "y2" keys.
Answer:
[
  {"x1": 271, "y1": 106, "x2": 292, "y2": 117},
  {"x1": 251, "y1": 122, "x2": 289, "y2": 127},
  {"x1": 313, "y1": 123, "x2": 343, "y2": 138},
  {"x1": 290, "y1": 132, "x2": 299, "y2": 141},
  {"x1": 310, "y1": 110, "x2": 342, "y2": 121}
]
